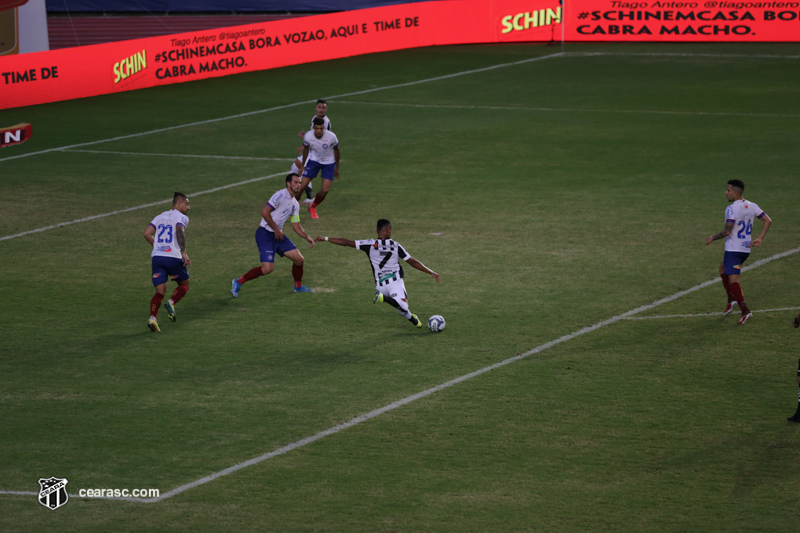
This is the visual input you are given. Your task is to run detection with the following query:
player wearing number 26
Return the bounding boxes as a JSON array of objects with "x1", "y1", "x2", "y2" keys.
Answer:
[
  {"x1": 705, "y1": 179, "x2": 772, "y2": 325},
  {"x1": 143, "y1": 192, "x2": 192, "y2": 332}
]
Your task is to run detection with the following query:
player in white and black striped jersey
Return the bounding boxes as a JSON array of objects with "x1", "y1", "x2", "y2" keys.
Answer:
[{"x1": 315, "y1": 218, "x2": 441, "y2": 328}]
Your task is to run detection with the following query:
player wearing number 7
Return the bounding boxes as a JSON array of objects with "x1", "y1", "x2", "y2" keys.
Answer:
[
  {"x1": 143, "y1": 192, "x2": 192, "y2": 333},
  {"x1": 314, "y1": 218, "x2": 441, "y2": 328},
  {"x1": 705, "y1": 179, "x2": 771, "y2": 325}
]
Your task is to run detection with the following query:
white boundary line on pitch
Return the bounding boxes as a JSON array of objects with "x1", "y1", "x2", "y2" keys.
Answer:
[
  {"x1": 625, "y1": 306, "x2": 800, "y2": 321},
  {"x1": 0, "y1": 172, "x2": 286, "y2": 242},
  {"x1": 0, "y1": 52, "x2": 564, "y2": 164},
  {"x1": 334, "y1": 100, "x2": 800, "y2": 119},
  {"x1": 3, "y1": 244, "x2": 797, "y2": 503},
  {"x1": 1, "y1": 49, "x2": 790, "y2": 242},
  {"x1": 5, "y1": 50, "x2": 789, "y2": 165},
  {"x1": 0, "y1": 52, "x2": 564, "y2": 242},
  {"x1": 62, "y1": 149, "x2": 295, "y2": 162}
]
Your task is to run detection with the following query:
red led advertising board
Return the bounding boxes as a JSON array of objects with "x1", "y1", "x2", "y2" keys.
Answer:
[
  {"x1": 565, "y1": 0, "x2": 800, "y2": 41},
  {"x1": 1, "y1": 0, "x2": 797, "y2": 109}
]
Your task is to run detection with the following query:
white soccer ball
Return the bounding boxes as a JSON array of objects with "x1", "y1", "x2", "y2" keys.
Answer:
[{"x1": 428, "y1": 315, "x2": 446, "y2": 333}]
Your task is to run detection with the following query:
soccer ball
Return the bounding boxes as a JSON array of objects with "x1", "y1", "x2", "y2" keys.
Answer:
[{"x1": 428, "y1": 315, "x2": 446, "y2": 333}]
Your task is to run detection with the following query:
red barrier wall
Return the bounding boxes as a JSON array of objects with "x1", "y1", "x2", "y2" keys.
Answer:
[{"x1": 1, "y1": 0, "x2": 797, "y2": 109}]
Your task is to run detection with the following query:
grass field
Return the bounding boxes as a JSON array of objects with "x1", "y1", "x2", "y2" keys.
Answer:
[{"x1": 1, "y1": 42, "x2": 800, "y2": 531}]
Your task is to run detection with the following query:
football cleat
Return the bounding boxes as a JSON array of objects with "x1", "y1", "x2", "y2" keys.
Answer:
[
  {"x1": 723, "y1": 300, "x2": 738, "y2": 316},
  {"x1": 164, "y1": 300, "x2": 176, "y2": 322},
  {"x1": 373, "y1": 291, "x2": 384, "y2": 304},
  {"x1": 738, "y1": 312, "x2": 753, "y2": 325},
  {"x1": 793, "y1": 317, "x2": 800, "y2": 329},
  {"x1": 148, "y1": 317, "x2": 160, "y2": 333},
  {"x1": 787, "y1": 415, "x2": 800, "y2": 423},
  {"x1": 231, "y1": 278, "x2": 242, "y2": 298},
  {"x1": 410, "y1": 314, "x2": 423, "y2": 328},
  {"x1": 293, "y1": 285, "x2": 314, "y2": 293},
  {"x1": 308, "y1": 206, "x2": 319, "y2": 219}
]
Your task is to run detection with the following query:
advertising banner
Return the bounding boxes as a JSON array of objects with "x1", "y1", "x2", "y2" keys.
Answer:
[
  {"x1": 566, "y1": 0, "x2": 800, "y2": 41},
  {"x1": 1, "y1": 0, "x2": 797, "y2": 109}
]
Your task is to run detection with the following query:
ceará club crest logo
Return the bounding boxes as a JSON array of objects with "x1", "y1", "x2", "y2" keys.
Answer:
[{"x1": 38, "y1": 476, "x2": 69, "y2": 510}]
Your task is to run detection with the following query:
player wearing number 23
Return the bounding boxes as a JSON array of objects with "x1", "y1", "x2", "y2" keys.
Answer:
[
  {"x1": 143, "y1": 192, "x2": 192, "y2": 332},
  {"x1": 705, "y1": 179, "x2": 771, "y2": 325}
]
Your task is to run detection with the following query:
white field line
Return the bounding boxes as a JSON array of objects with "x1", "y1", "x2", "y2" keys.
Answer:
[
  {"x1": 334, "y1": 100, "x2": 800, "y2": 119},
  {"x1": 0, "y1": 52, "x2": 564, "y2": 164},
  {"x1": 625, "y1": 306, "x2": 800, "y2": 321},
  {"x1": 2, "y1": 50, "x2": 793, "y2": 166},
  {"x1": 0, "y1": 52, "x2": 564, "y2": 243},
  {"x1": 0, "y1": 172, "x2": 286, "y2": 242},
  {"x1": 63, "y1": 149, "x2": 295, "y2": 162},
  {"x1": 1, "y1": 50, "x2": 790, "y2": 241},
  {"x1": 3, "y1": 244, "x2": 797, "y2": 503}
]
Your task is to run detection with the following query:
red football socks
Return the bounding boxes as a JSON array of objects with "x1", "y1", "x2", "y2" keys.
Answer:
[
  {"x1": 150, "y1": 293, "x2": 164, "y2": 317},
  {"x1": 729, "y1": 282, "x2": 750, "y2": 314},
  {"x1": 239, "y1": 267, "x2": 264, "y2": 284},
  {"x1": 171, "y1": 284, "x2": 189, "y2": 305},
  {"x1": 292, "y1": 264, "x2": 304, "y2": 289},
  {"x1": 720, "y1": 273, "x2": 733, "y2": 302}
]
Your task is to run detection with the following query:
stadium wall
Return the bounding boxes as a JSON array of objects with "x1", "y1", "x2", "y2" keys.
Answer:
[{"x1": 2, "y1": 0, "x2": 799, "y2": 109}]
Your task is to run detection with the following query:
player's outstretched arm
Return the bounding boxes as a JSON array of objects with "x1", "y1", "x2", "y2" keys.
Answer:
[
  {"x1": 406, "y1": 258, "x2": 441, "y2": 283},
  {"x1": 750, "y1": 214, "x2": 772, "y2": 248},
  {"x1": 314, "y1": 236, "x2": 356, "y2": 248},
  {"x1": 292, "y1": 222, "x2": 315, "y2": 248},
  {"x1": 705, "y1": 222, "x2": 734, "y2": 245}
]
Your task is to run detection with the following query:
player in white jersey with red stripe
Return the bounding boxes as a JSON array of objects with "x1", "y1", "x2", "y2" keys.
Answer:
[
  {"x1": 143, "y1": 192, "x2": 192, "y2": 332},
  {"x1": 314, "y1": 219, "x2": 441, "y2": 328},
  {"x1": 705, "y1": 179, "x2": 772, "y2": 325},
  {"x1": 295, "y1": 117, "x2": 340, "y2": 219},
  {"x1": 231, "y1": 174, "x2": 315, "y2": 298}
]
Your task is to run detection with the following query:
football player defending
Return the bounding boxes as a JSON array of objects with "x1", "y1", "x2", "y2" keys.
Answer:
[
  {"x1": 294, "y1": 116, "x2": 339, "y2": 219},
  {"x1": 143, "y1": 192, "x2": 192, "y2": 333},
  {"x1": 297, "y1": 98, "x2": 332, "y2": 138},
  {"x1": 314, "y1": 219, "x2": 441, "y2": 328},
  {"x1": 705, "y1": 179, "x2": 772, "y2": 325},
  {"x1": 294, "y1": 98, "x2": 332, "y2": 202},
  {"x1": 231, "y1": 174, "x2": 315, "y2": 298},
  {"x1": 292, "y1": 146, "x2": 314, "y2": 204}
]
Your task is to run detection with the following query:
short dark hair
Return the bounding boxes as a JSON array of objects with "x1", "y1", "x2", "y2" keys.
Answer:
[
  {"x1": 377, "y1": 219, "x2": 391, "y2": 233},
  {"x1": 286, "y1": 173, "x2": 299, "y2": 184},
  {"x1": 172, "y1": 192, "x2": 187, "y2": 206},
  {"x1": 727, "y1": 179, "x2": 745, "y2": 193},
  {"x1": 316, "y1": 99, "x2": 327, "y2": 105},
  {"x1": 312, "y1": 117, "x2": 325, "y2": 126}
]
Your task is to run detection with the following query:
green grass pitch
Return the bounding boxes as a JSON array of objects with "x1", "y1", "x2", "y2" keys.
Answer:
[{"x1": 1, "y1": 42, "x2": 800, "y2": 531}]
